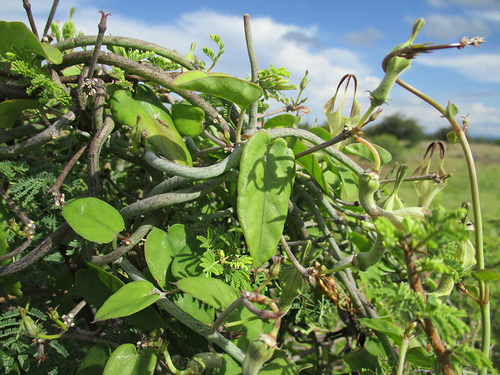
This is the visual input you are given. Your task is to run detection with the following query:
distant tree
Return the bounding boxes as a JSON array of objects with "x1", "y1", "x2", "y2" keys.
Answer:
[
  {"x1": 363, "y1": 112, "x2": 424, "y2": 146},
  {"x1": 430, "y1": 127, "x2": 451, "y2": 142}
]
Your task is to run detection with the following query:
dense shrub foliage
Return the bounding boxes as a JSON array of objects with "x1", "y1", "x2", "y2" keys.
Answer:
[{"x1": 0, "y1": 4, "x2": 496, "y2": 375}]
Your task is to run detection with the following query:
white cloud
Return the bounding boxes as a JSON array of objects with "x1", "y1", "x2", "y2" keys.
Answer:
[
  {"x1": 341, "y1": 28, "x2": 384, "y2": 46},
  {"x1": 417, "y1": 53, "x2": 500, "y2": 83},
  {"x1": 422, "y1": 13, "x2": 491, "y2": 40}
]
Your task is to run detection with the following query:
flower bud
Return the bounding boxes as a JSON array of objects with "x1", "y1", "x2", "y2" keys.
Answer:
[
  {"x1": 242, "y1": 334, "x2": 276, "y2": 375},
  {"x1": 323, "y1": 74, "x2": 361, "y2": 148},
  {"x1": 20, "y1": 308, "x2": 40, "y2": 337},
  {"x1": 377, "y1": 164, "x2": 407, "y2": 211},
  {"x1": 412, "y1": 142, "x2": 450, "y2": 209}
]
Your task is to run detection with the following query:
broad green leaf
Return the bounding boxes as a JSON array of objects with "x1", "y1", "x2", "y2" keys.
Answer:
[
  {"x1": 358, "y1": 317, "x2": 403, "y2": 344},
  {"x1": 0, "y1": 99, "x2": 41, "y2": 129},
  {"x1": 237, "y1": 131, "x2": 295, "y2": 267},
  {"x1": 176, "y1": 277, "x2": 237, "y2": 310},
  {"x1": 406, "y1": 347, "x2": 434, "y2": 368},
  {"x1": 348, "y1": 232, "x2": 372, "y2": 253},
  {"x1": 0, "y1": 21, "x2": 62, "y2": 63},
  {"x1": 42, "y1": 43, "x2": 63, "y2": 64},
  {"x1": 62, "y1": 198, "x2": 124, "y2": 244},
  {"x1": 103, "y1": 344, "x2": 156, "y2": 375},
  {"x1": 75, "y1": 267, "x2": 165, "y2": 331},
  {"x1": 260, "y1": 356, "x2": 297, "y2": 375},
  {"x1": 447, "y1": 131, "x2": 458, "y2": 146},
  {"x1": 289, "y1": 137, "x2": 329, "y2": 192},
  {"x1": 220, "y1": 354, "x2": 242, "y2": 375},
  {"x1": 472, "y1": 268, "x2": 500, "y2": 283},
  {"x1": 173, "y1": 71, "x2": 262, "y2": 108},
  {"x1": 342, "y1": 143, "x2": 392, "y2": 165},
  {"x1": 308, "y1": 126, "x2": 331, "y2": 141},
  {"x1": 76, "y1": 343, "x2": 111, "y2": 375},
  {"x1": 144, "y1": 228, "x2": 175, "y2": 290},
  {"x1": 263, "y1": 113, "x2": 298, "y2": 129},
  {"x1": 336, "y1": 164, "x2": 358, "y2": 199},
  {"x1": 343, "y1": 347, "x2": 379, "y2": 372},
  {"x1": 170, "y1": 237, "x2": 204, "y2": 279},
  {"x1": 172, "y1": 292, "x2": 214, "y2": 325},
  {"x1": 95, "y1": 280, "x2": 159, "y2": 321},
  {"x1": 443, "y1": 101, "x2": 459, "y2": 120}
]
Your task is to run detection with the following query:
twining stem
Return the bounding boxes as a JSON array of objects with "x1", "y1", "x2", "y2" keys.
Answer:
[
  {"x1": 244, "y1": 14, "x2": 259, "y2": 132},
  {"x1": 396, "y1": 77, "x2": 490, "y2": 370},
  {"x1": 353, "y1": 134, "x2": 381, "y2": 172}
]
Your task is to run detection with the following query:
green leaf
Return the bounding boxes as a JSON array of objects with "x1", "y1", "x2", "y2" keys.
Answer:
[
  {"x1": 342, "y1": 143, "x2": 392, "y2": 165},
  {"x1": 173, "y1": 71, "x2": 262, "y2": 108},
  {"x1": 237, "y1": 131, "x2": 295, "y2": 267},
  {"x1": 263, "y1": 113, "x2": 298, "y2": 129},
  {"x1": 406, "y1": 347, "x2": 434, "y2": 368},
  {"x1": 176, "y1": 277, "x2": 237, "y2": 310},
  {"x1": 358, "y1": 318, "x2": 403, "y2": 344},
  {"x1": 443, "y1": 101, "x2": 459, "y2": 120},
  {"x1": 62, "y1": 198, "x2": 124, "y2": 244},
  {"x1": 336, "y1": 164, "x2": 358, "y2": 199},
  {"x1": 447, "y1": 131, "x2": 458, "y2": 146},
  {"x1": 76, "y1": 343, "x2": 111, "y2": 375},
  {"x1": 471, "y1": 268, "x2": 500, "y2": 283},
  {"x1": 0, "y1": 99, "x2": 41, "y2": 129},
  {"x1": 260, "y1": 356, "x2": 297, "y2": 375},
  {"x1": 289, "y1": 138, "x2": 329, "y2": 193},
  {"x1": 0, "y1": 21, "x2": 62, "y2": 63},
  {"x1": 144, "y1": 228, "x2": 175, "y2": 290},
  {"x1": 75, "y1": 267, "x2": 165, "y2": 331},
  {"x1": 94, "y1": 281, "x2": 159, "y2": 321},
  {"x1": 41, "y1": 43, "x2": 63, "y2": 64},
  {"x1": 171, "y1": 102, "x2": 205, "y2": 137},
  {"x1": 308, "y1": 126, "x2": 331, "y2": 141},
  {"x1": 103, "y1": 344, "x2": 156, "y2": 375},
  {"x1": 172, "y1": 292, "x2": 214, "y2": 325}
]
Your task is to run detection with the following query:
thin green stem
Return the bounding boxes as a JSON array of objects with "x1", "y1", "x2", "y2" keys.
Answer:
[
  {"x1": 354, "y1": 134, "x2": 381, "y2": 172},
  {"x1": 235, "y1": 111, "x2": 245, "y2": 143},
  {"x1": 244, "y1": 14, "x2": 259, "y2": 132},
  {"x1": 397, "y1": 77, "x2": 490, "y2": 371}
]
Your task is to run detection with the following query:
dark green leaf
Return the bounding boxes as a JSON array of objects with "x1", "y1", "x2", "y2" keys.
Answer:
[
  {"x1": 62, "y1": 198, "x2": 124, "y2": 244},
  {"x1": 76, "y1": 343, "x2": 111, "y2": 375},
  {"x1": 263, "y1": 113, "x2": 298, "y2": 129},
  {"x1": 472, "y1": 268, "x2": 500, "y2": 283},
  {"x1": 173, "y1": 71, "x2": 262, "y2": 108},
  {"x1": 0, "y1": 99, "x2": 41, "y2": 129},
  {"x1": 103, "y1": 344, "x2": 156, "y2": 375},
  {"x1": 95, "y1": 281, "x2": 159, "y2": 321},
  {"x1": 237, "y1": 131, "x2": 295, "y2": 267},
  {"x1": 176, "y1": 277, "x2": 237, "y2": 310},
  {"x1": 342, "y1": 143, "x2": 392, "y2": 165}
]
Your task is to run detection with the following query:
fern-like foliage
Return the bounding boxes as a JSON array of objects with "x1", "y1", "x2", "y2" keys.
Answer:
[
  {"x1": 0, "y1": 161, "x2": 29, "y2": 180},
  {"x1": 202, "y1": 34, "x2": 225, "y2": 72},
  {"x1": 254, "y1": 64, "x2": 298, "y2": 101},
  {"x1": 197, "y1": 226, "x2": 252, "y2": 290},
  {"x1": 9, "y1": 171, "x2": 56, "y2": 208}
]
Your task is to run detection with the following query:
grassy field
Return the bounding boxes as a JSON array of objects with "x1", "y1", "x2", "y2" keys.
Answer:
[{"x1": 351, "y1": 140, "x2": 500, "y2": 220}]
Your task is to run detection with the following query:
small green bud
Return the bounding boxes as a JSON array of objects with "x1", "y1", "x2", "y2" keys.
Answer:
[
  {"x1": 242, "y1": 334, "x2": 276, "y2": 375},
  {"x1": 412, "y1": 142, "x2": 450, "y2": 209},
  {"x1": 19, "y1": 308, "x2": 40, "y2": 337},
  {"x1": 300, "y1": 70, "x2": 309, "y2": 91},
  {"x1": 377, "y1": 164, "x2": 407, "y2": 211},
  {"x1": 323, "y1": 74, "x2": 361, "y2": 147},
  {"x1": 370, "y1": 18, "x2": 425, "y2": 107}
]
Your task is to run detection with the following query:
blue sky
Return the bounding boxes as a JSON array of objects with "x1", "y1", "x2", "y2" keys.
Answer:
[{"x1": 3, "y1": 0, "x2": 500, "y2": 138}]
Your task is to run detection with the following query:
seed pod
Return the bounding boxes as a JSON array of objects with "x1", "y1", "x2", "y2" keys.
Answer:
[
  {"x1": 242, "y1": 334, "x2": 276, "y2": 375},
  {"x1": 109, "y1": 89, "x2": 192, "y2": 166},
  {"x1": 370, "y1": 18, "x2": 425, "y2": 107},
  {"x1": 171, "y1": 102, "x2": 205, "y2": 137},
  {"x1": 135, "y1": 85, "x2": 174, "y2": 126}
]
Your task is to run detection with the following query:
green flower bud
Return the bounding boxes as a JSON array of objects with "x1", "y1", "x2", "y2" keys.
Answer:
[
  {"x1": 412, "y1": 142, "x2": 450, "y2": 209},
  {"x1": 242, "y1": 334, "x2": 276, "y2": 375},
  {"x1": 370, "y1": 18, "x2": 425, "y2": 107},
  {"x1": 19, "y1": 308, "x2": 40, "y2": 337},
  {"x1": 377, "y1": 164, "x2": 407, "y2": 211},
  {"x1": 323, "y1": 74, "x2": 361, "y2": 148}
]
